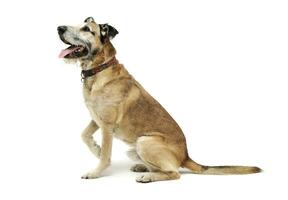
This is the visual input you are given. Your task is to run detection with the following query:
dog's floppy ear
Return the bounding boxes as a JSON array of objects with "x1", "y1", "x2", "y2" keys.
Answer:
[
  {"x1": 84, "y1": 17, "x2": 94, "y2": 23},
  {"x1": 99, "y1": 23, "x2": 119, "y2": 43}
]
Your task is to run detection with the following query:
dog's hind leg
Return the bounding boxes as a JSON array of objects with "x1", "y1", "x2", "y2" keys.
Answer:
[
  {"x1": 82, "y1": 127, "x2": 113, "y2": 179},
  {"x1": 126, "y1": 148, "x2": 140, "y2": 161},
  {"x1": 81, "y1": 120, "x2": 101, "y2": 158},
  {"x1": 127, "y1": 148, "x2": 150, "y2": 172},
  {"x1": 135, "y1": 135, "x2": 181, "y2": 183}
]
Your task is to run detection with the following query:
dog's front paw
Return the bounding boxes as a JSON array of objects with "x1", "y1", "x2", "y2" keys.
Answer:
[{"x1": 81, "y1": 171, "x2": 101, "y2": 179}]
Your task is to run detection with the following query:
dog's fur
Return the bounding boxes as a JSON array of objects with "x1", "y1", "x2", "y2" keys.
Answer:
[{"x1": 58, "y1": 17, "x2": 261, "y2": 183}]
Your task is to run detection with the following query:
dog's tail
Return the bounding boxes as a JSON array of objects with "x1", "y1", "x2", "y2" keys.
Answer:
[{"x1": 182, "y1": 157, "x2": 262, "y2": 175}]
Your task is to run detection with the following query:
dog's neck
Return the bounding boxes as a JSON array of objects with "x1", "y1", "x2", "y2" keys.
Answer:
[
  {"x1": 81, "y1": 57, "x2": 118, "y2": 80},
  {"x1": 80, "y1": 41, "x2": 126, "y2": 90}
]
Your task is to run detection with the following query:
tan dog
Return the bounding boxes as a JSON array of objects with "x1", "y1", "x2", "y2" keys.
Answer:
[{"x1": 57, "y1": 17, "x2": 261, "y2": 183}]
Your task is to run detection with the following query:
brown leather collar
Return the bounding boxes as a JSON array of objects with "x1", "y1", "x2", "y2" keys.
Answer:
[{"x1": 81, "y1": 57, "x2": 118, "y2": 81}]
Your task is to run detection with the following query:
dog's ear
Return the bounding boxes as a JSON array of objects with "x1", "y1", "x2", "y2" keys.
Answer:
[
  {"x1": 84, "y1": 17, "x2": 94, "y2": 23},
  {"x1": 99, "y1": 23, "x2": 119, "y2": 43}
]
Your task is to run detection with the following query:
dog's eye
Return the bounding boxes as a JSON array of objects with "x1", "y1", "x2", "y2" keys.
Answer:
[{"x1": 81, "y1": 26, "x2": 91, "y2": 32}]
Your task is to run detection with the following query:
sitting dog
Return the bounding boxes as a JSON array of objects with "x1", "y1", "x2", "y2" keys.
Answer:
[{"x1": 57, "y1": 17, "x2": 261, "y2": 183}]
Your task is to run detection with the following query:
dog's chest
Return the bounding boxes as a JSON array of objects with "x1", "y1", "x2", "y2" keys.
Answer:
[
  {"x1": 84, "y1": 90, "x2": 135, "y2": 143},
  {"x1": 83, "y1": 81, "x2": 125, "y2": 126}
]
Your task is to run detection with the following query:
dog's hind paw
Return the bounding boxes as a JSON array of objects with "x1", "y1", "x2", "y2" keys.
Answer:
[
  {"x1": 136, "y1": 174, "x2": 154, "y2": 183},
  {"x1": 130, "y1": 164, "x2": 149, "y2": 172}
]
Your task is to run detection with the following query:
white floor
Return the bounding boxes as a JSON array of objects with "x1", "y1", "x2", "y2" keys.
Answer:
[{"x1": 1, "y1": 136, "x2": 284, "y2": 200}]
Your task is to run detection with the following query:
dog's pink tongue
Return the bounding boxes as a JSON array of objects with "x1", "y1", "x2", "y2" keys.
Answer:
[{"x1": 58, "y1": 46, "x2": 80, "y2": 58}]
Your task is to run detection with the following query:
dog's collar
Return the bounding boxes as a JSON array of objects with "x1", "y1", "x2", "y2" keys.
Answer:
[{"x1": 81, "y1": 57, "x2": 118, "y2": 81}]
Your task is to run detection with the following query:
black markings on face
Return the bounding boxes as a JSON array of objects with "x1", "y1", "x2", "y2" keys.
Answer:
[
  {"x1": 84, "y1": 48, "x2": 98, "y2": 60},
  {"x1": 91, "y1": 49, "x2": 98, "y2": 56},
  {"x1": 80, "y1": 26, "x2": 95, "y2": 36},
  {"x1": 81, "y1": 26, "x2": 90, "y2": 32}
]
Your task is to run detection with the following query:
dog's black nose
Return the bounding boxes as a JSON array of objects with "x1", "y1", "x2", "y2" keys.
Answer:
[{"x1": 57, "y1": 26, "x2": 67, "y2": 35}]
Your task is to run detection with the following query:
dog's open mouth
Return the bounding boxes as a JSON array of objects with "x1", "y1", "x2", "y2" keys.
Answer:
[{"x1": 59, "y1": 43, "x2": 88, "y2": 58}]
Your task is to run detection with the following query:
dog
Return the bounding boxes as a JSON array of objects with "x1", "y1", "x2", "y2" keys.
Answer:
[{"x1": 57, "y1": 17, "x2": 261, "y2": 183}]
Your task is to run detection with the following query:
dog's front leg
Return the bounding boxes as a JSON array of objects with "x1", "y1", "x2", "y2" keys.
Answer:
[
  {"x1": 81, "y1": 127, "x2": 113, "y2": 179},
  {"x1": 81, "y1": 120, "x2": 101, "y2": 158}
]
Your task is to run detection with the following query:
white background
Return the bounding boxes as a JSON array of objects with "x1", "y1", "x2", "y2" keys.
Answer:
[{"x1": 0, "y1": 0, "x2": 287, "y2": 199}]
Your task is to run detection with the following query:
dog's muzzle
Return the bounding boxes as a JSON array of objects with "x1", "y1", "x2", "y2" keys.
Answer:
[{"x1": 57, "y1": 26, "x2": 89, "y2": 59}]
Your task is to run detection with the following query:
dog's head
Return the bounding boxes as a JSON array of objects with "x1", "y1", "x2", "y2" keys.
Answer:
[{"x1": 57, "y1": 17, "x2": 118, "y2": 63}]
